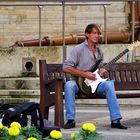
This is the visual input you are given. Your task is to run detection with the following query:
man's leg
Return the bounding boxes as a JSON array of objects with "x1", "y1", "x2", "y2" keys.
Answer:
[
  {"x1": 63, "y1": 80, "x2": 79, "y2": 129},
  {"x1": 95, "y1": 80, "x2": 127, "y2": 129},
  {"x1": 96, "y1": 80, "x2": 122, "y2": 121}
]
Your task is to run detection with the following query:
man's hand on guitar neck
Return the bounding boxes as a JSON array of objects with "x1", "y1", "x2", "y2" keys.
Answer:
[{"x1": 98, "y1": 68, "x2": 109, "y2": 77}]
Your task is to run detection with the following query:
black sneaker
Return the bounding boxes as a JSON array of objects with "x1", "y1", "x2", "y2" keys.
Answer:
[{"x1": 63, "y1": 120, "x2": 76, "y2": 129}]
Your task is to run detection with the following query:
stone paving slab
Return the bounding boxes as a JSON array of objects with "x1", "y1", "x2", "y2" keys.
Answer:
[
  {"x1": 49, "y1": 104, "x2": 140, "y2": 140},
  {"x1": 76, "y1": 97, "x2": 140, "y2": 105}
]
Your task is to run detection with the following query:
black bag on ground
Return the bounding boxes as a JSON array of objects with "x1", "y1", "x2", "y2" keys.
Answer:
[
  {"x1": 0, "y1": 104, "x2": 14, "y2": 115},
  {"x1": 1, "y1": 102, "x2": 43, "y2": 129},
  {"x1": 0, "y1": 102, "x2": 60, "y2": 136}
]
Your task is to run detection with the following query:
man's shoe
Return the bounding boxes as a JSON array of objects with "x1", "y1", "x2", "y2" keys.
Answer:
[
  {"x1": 111, "y1": 122, "x2": 128, "y2": 129},
  {"x1": 63, "y1": 120, "x2": 76, "y2": 129}
]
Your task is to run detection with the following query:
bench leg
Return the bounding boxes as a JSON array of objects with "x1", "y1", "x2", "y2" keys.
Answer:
[
  {"x1": 40, "y1": 100, "x2": 49, "y2": 120},
  {"x1": 55, "y1": 80, "x2": 64, "y2": 127},
  {"x1": 44, "y1": 108, "x2": 49, "y2": 120},
  {"x1": 40, "y1": 85, "x2": 55, "y2": 121}
]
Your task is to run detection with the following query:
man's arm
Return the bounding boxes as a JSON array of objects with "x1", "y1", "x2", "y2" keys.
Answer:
[{"x1": 63, "y1": 67, "x2": 96, "y2": 80}]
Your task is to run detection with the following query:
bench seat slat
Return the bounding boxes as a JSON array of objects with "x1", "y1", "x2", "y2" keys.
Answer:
[{"x1": 115, "y1": 82, "x2": 140, "y2": 90}]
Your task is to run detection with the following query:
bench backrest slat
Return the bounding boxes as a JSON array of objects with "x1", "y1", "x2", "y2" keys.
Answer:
[
  {"x1": 136, "y1": 71, "x2": 140, "y2": 82},
  {"x1": 131, "y1": 70, "x2": 137, "y2": 82}
]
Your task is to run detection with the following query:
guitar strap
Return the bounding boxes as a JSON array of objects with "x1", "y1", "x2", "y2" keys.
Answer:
[
  {"x1": 89, "y1": 47, "x2": 103, "y2": 72},
  {"x1": 93, "y1": 52, "x2": 96, "y2": 61}
]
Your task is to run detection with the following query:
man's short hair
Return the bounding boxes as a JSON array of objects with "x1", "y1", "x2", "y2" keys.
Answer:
[{"x1": 85, "y1": 24, "x2": 101, "y2": 35}]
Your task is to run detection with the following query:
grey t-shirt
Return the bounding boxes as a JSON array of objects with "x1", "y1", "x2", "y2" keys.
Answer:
[{"x1": 63, "y1": 40, "x2": 103, "y2": 72}]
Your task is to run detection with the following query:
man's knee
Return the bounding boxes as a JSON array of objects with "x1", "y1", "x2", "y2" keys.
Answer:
[
  {"x1": 104, "y1": 80, "x2": 115, "y2": 90},
  {"x1": 64, "y1": 81, "x2": 77, "y2": 91}
]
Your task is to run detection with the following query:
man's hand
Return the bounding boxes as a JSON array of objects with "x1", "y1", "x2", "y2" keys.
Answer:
[
  {"x1": 84, "y1": 71, "x2": 96, "y2": 80},
  {"x1": 98, "y1": 68, "x2": 108, "y2": 77}
]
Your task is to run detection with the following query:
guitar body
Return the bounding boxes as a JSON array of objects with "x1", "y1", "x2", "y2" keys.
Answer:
[
  {"x1": 78, "y1": 69, "x2": 107, "y2": 94},
  {"x1": 78, "y1": 77, "x2": 92, "y2": 94},
  {"x1": 77, "y1": 59, "x2": 103, "y2": 94}
]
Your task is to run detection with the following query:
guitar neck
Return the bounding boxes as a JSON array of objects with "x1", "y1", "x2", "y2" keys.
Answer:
[{"x1": 104, "y1": 48, "x2": 129, "y2": 69}]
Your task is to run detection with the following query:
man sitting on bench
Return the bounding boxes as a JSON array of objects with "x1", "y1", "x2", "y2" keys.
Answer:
[{"x1": 63, "y1": 23, "x2": 128, "y2": 129}]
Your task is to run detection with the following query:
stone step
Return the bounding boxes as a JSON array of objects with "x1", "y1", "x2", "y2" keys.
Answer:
[
  {"x1": 0, "y1": 77, "x2": 40, "y2": 90},
  {"x1": 0, "y1": 98, "x2": 39, "y2": 104},
  {"x1": 0, "y1": 89, "x2": 140, "y2": 105},
  {"x1": 0, "y1": 89, "x2": 40, "y2": 104},
  {"x1": 0, "y1": 89, "x2": 40, "y2": 98}
]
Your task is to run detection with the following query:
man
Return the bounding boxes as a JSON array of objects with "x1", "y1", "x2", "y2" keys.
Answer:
[{"x1": 63, "y1": 23, "x2": 127, "y2": 129}]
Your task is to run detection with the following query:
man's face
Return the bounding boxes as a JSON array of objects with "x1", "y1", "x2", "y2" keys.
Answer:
[{"x1": 86, "y1": 28, "x2": 100, "y2": 44}]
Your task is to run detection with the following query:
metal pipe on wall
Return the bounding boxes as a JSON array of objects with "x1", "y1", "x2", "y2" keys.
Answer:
[
  {"x1": 132, "y1": 1, "x2": 136, "y2": 62},
  {"x1": 38, "y1": 6, "x2": 42, "y2": 47},
  {"x1": 130, "y1": 1, "x2": 139, "y2": 22},
  {"x1": 132, "y1": 1, "x2": 135, "y2": 43},
  {"x1": 62, "y1": 0, "x2": 67, "y2": 62},
  {"x1": 129, "y1": 1, "x2": 140, "y2": 62},
  {"x1": 104, "y1": 5, "x2": 107, "y2": 45}
]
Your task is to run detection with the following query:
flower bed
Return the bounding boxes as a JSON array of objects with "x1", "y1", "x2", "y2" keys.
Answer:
[{"x1": 0, "y1": 121, "x2": 102, "y2": 140}]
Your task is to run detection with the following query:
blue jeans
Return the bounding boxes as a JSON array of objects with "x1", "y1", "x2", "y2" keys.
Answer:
[{"x1": 64, "y1": 80, "x2": 122, "y2": 121}]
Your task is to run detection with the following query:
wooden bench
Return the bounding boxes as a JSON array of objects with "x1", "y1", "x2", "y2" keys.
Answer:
[{"x1": 39, "y1": 59, "x2": 140, "y2": 127}]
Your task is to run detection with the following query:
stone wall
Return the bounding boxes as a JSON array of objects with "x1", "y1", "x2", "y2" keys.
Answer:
[
  {"x1": 0, "y1": 44, "x2": 140, "y2": 77},
  {"x1": 0, "y1": 1, "x2": 139, "y2": 78},
  {"x1": 0, "y1": 1, "x2": 130, "y2": 47}
]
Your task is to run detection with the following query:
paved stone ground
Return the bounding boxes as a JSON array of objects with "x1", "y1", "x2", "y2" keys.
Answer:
[{"x1": 49, "y1": 104, "x2": 140, "y2": 140}]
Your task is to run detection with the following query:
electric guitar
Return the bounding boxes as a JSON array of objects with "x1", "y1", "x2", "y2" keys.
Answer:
[{"x1": 77, "y1": 41, "x2": 140, "y2": 94}]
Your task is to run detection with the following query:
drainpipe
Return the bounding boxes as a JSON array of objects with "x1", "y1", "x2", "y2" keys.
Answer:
[
  {"x1": 129, "y1": 1, "x2": 139, "y2": 24},
  {"x1": 62, "y1": 0, "x2": 66, "y2": 63},
  {"x1": 38, "y1": 6, "x2": 42, "y2": 47},
  {"x1": 103, "y1": 5, "x2": 107, "y2": 45},
  {"x1": 129, "y1": 1, "x2": 140, "y2": 62}
]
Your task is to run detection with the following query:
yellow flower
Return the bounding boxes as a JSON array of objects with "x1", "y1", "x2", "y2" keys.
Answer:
[
  {"x1": 8, "y1": 127, "x2": 20, "y2": 136},
  {"x1": 0, "y1": 122, "x2": 3, "y2": 129},
  {"x1": 27, "y1": 137, "x2": 38, "y2": 140},
  {"x1": 10, "y1": 122, "x2": 21, "y2": 129},
  {"x1": 50, "y1": 130, "x2": 62, "y2": 139},
  {"x1": 71, "y1": 133, "x2": 77, "y2": 139},
  {"x1": 82, "y1": 123, "x2": 96, "y2": 132}
]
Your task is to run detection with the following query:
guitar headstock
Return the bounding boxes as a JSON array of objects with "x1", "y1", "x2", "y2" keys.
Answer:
[{"x1": 127, "y1": 40, "x2": 140, "y2": 51}]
